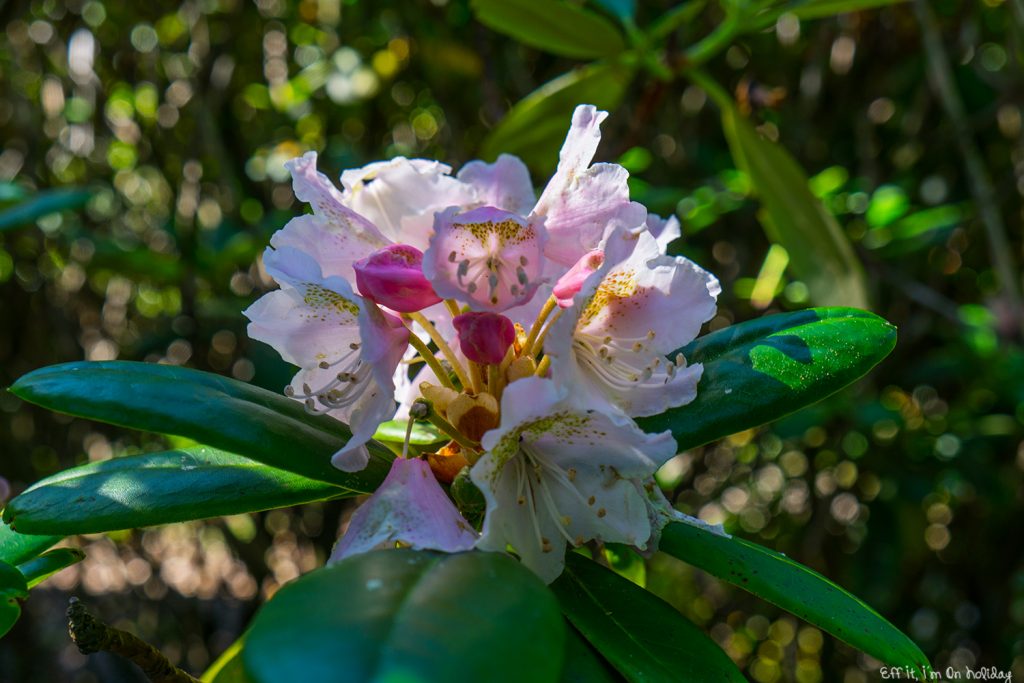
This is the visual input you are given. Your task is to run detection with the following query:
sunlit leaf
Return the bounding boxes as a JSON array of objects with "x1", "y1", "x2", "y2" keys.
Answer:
[
  {"x1": 373, "y1": 419, "x2": 446, "y2": 445},
  {"x1": 553, "y1": 553, "x2": 745, "y2": 682},
  {"x1": 202, "y1": 638, "x2": 253, "y2": 683},
  {"x1": 470, "y1": 0, "x2": 625, "y2": 59},
  {"x1": 722, "y1": 107, "x2": 869, "y2": 308},
  {"x1": 244, "y1": 550, "x2": 565, "y2": 683},
  {"x1": 638, "y1": 308, "x2": 896, "y2": 449},
  {"x1": 591, "y1": 0, "x2": 636, "y2": 22},
  {"x1": 660, "y1": 522, "x2": 930, "y2": 674},
  {"x1": 0, "y1": 188, "x2": 92, "y2": 233},
  {"x1": 17, "y1": 548, "x2": 85, "y2": 588},
  {"x1": 3, "y1": 447, "x2": 350, "y2": 535},
  {"x1": 10, "y1": 361, "x2": 392, "y2": 491},
  {"x1": 481, "y1": 63, "x2": 635, "y2": 175}
]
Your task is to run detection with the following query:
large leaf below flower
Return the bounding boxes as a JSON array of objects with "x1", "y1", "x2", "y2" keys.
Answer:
[
  {"x1": 659, "y1": 522, "x2": 930, "y2": 675},
  {"x1": 243, "y1": 550, "x2": 565, "y2": 683},
  {"x1": 9, "y1": 361, "x2": 392, "y2": 491},
  {"x1": 0, "y1": 187, "x2": 92, "y2": 232},
  {"x1": 17, "y1": 548, "x2": 85, "y2": 588},
  {"x1": 2, "y1": 447, "x2": 350, "y2": 535},
  {"x1": 638, "y1": 307, "x2": 896, "y2": 450},
  {"x1": 0, "y1": 560, "x2": 28, "y2": 638},
  {"x1": 552, "y1": 553, "x2": 744, "y2": 683}
]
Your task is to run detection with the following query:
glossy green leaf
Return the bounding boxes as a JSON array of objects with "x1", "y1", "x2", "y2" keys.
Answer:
[
  {"x1": 481, "y1": 63, "x2": 635, "y2": 175},
  {"x1": 9, "y1": 361, "x2": 392, "y2": 491},
  {"x1": 638, "y1": 308, "x2": 896, "y2": 450},
  {"x1": 722, "y1": 106, "x2": 868, "y2": 308},
  {"x1": 3, "y1": 447, "x2": 349, "y2": 535},
  {"x1": 561, "y1": 625, "x2": 619, "y2": 683},
  {"x1": 17, "y1": 548, "x2": 85, "y2": 588},
  {"x1": 202, "y1": 639, "x2": 253, "y2": 683},
  {"x1": 470, "y1": 0, "x2": 624, "y2": 59},
  {"x1": 660, "y1": 522, "x2": 930, "y2": 674},
  {"x1": 0, "y1": 187, "x2": 92, "y2": 232},
  {"x1": 0, "y1": 522, "x2": 60, "y2": 566},
  {"x1": 591, "y1": 0, "x2": 636, "y2": 21},
  {"x1": 244, "y1": 550, "x2": 565, "y2": 683},
  {"x1": 0, "y1": 560, "x2": 28, "y2": 638},
  {"x1": 552, "y1": 553, "x2": 744, "y2": 682},
  {"x1": 373, "y1": 419, "x2": 445, "y2": 444},
  {"x1": 789, "y1": 0, "x2": 908, "y2": 20}
]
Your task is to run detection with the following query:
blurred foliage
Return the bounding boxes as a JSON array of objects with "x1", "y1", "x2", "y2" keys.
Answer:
[{"x1": 0, "y1": 0, "x2": 1022, "y2": 681}]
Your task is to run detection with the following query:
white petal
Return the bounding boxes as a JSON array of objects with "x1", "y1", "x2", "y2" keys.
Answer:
[{"x1": 457, "y1": 154, "x2": 536, "y2": 215}]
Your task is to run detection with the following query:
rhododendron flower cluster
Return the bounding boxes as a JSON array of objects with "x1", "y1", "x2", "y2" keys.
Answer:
[{"x1": 245, "y1": 105, "x2": 722, "y2": 582}]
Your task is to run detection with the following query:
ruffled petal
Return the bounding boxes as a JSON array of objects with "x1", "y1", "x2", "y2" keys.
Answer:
[
  {"x1": 340, "y1": 157, "x2": 477, "y2": 249},
  {"x1": 457, "y1": 154, "x2": 535, "y2": 215}
]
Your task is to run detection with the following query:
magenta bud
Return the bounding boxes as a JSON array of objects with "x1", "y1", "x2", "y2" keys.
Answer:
[
  {"x1": 354, "y1": 244, "x2": 442, "y2": 313},
  {"x1": 453, "y1": 312, "x2": 516, "y2": 365},
  {"x1": 553, "y1": 249, "x2": 604, "y2": 307}
]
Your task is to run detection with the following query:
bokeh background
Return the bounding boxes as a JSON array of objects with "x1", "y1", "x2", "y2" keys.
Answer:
[{"x1": 1, "y1": 0, "x2": 1022, "y2": 681}]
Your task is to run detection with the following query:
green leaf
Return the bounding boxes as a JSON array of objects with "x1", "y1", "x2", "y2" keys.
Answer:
[
  {"x1": 552, "y1": 553, "x2": 744, "y2": 683},
  {"x1": 373, "y1": 419, "x2": 445, "y2": 445},
  {"x1": 591, "y1": 0, "x2": 636, "y2": 22},
  {"x1": 202, "y1": 639, "x2": 253, "y2": 683},
  {"x1": 17, "y1": 548, "x2": 85, "y2": 588},
  {"x1": 0, "y1": 522, "x2": 60, "y2": 566},
  {"x1": 722, "y1": 106, "x2": 868, "y2": 308},
  {"x1": 660, "y1": 522, "x2": 930, "y2": 674},
  {"x1": 638, "y1": 308, "x2": 896, "y2": 450},
  {"x1": 244, "y1": 550, "x2": 565, "y2": 683},
  {"x1": 9, "y1": 361, "x2": 392, "y2": 491},
  {"x1": 481, "y1": 63, "x2": 635, "y2": 175},
  {"x1": 561, "y1": 625, "x2": 619, "y2": 683},
  {"x1": 0, "y1": 560, "x2": 28, "y2": 638},
  {"x1": 3, "y1": 447, "x2": 350, "y2": 535},
  {"x1": 471, "y1": 0, "x2": 624, "y2": 59},
  {"x1": 788, "y1": 0, "x2": 908, "y2": 20},
  {"x1": 0, "y1": 187, "x2": 92, "y2": 232}
]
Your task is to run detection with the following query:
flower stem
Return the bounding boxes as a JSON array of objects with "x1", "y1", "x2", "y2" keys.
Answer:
[
  {"x1": 405, "y1": 328, "x2": 457, "y2": 390},
  {"x1": 522, "y1": 296, "x2": 557, "y2": 357},
  {"x1": 535, "y1": 355, "x2": 551, "y2": 377},
  {"x1": 407, "y1": 312, "x2": 474, "y2": 391},
  {"x1": 531, "y1": 309, "x2": 564, "y2": 356},
  {"x1": 469, "y1": 360, "x2": 484, "y2": 394},
  {"x1": 487, "y1": 364, "x2": 503, "y2": 399},
  {"x1": 412, "y1": 399, "x2": 480, "y2": 454},
  {"x1": 444, "y1": 299, "x2": 462, "y2": 319}
]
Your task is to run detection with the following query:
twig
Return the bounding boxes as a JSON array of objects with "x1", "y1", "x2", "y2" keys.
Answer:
[
  {"x1": 67, "y1": 598, "x2": 200, "y2": 683},
  {"x1": 914, "y1": 0, "x2": 1024, "y2": 337}
]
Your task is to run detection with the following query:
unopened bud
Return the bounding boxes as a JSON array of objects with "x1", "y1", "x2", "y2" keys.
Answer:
[
  {"x1": 506, "y1": 356, "x2": 537, "y2": 383},
  {"x1": 354, "y1": 244, "x2": 442, "y2": 312},
  {"x1": 453, "y1": 312, "x2": 515, "y2": 365},
  {"x1": 553, "y1": 249, "x2": 603, "y2": 307},
  {"x1": 446, "y1": 391, "x2": 499, "y2": 443}
]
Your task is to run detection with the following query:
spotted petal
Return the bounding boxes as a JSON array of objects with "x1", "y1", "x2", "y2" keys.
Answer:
[{"x1": 424, "y1": 206, "x2": 547, "y2": 312}]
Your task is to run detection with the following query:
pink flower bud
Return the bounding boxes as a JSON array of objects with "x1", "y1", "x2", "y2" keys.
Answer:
[
  {"x1": 553, "y1": 249, "x2": 604, "y2": 307},
  {"x1": 453, "y1": 312, "x2": 515, "y2": 365},
  {"x1": 354, "y1": 244, "x2": 442, "y2": 313}
]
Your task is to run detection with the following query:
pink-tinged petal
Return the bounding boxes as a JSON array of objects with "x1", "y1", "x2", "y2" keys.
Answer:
[
  {"x1": 545, "y1": 230, "x2": 719, "y2": 418},
  {"x1": 457, "y1": 154, "x2": 535, "y2": 215},
  {"x1": 354, "y1": 244, "x2": 442, "y2": 313},
  {"x1": 284, "y1": 153, "x2": 390, "y2": 271},
  {"x1": 340, "y1": 157, "x2": 477, "y2": 249},
  {"x1": 423, "y1": 206, "x2": 547, "y2": 312},
  {"x1": 552, "y1": 250, "x2": 604, "y2": 308},
  {"x1": 533, "y1": 106, "x2": 647, "y2": 266},
  {"x1": 453, "y1": 312, "x2": 515, "y2": 365},
  {"x1": 330, "y1": 457, "x2": 478, "y2": 562}
]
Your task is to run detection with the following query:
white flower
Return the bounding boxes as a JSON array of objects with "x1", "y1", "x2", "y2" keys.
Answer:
[{"x1": 471, "y1": 377, "x2": 677, "y2": 583}]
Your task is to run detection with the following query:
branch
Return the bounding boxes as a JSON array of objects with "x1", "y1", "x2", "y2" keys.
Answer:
[{"x1": 67, "y1": 598, "x2": 200, "y2": 683}]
